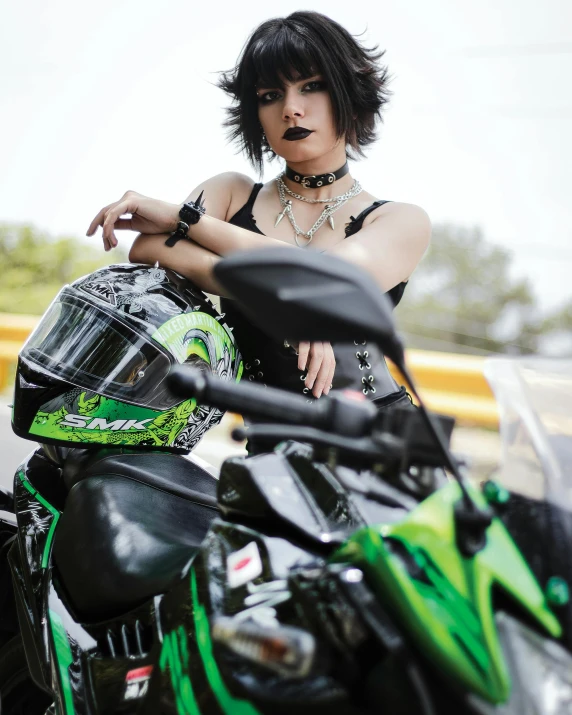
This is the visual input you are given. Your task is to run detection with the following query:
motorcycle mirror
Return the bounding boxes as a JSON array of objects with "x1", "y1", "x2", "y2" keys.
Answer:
[
  {"x1": 215, "y1": 249, "x2": 491, "y2": 551},
  {"x1": 214, "y1": 248, "x2": 406, "y2": 369}
]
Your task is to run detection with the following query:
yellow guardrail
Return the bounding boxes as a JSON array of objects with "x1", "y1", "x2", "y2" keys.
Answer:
[
  {"x1": 0, "y1": 313, "x2": 499, "y2": 428},
  {"x1": 0, "y1": 313, "x2": 39, "y2": 399},
  {"x1": 0, "y1": 313, "x2": 40, "y2": 343},
  {"x1": 389, "y1": 350, "x2": 498, "y2": 428}
]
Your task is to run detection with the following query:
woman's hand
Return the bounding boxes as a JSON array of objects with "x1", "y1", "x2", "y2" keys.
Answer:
[
  {"x1": 297, "y1": 341, "x2": 336, "y2": 399},
  {"x1": 86, "y1": 191, "x2": 179, "y2": 251}
]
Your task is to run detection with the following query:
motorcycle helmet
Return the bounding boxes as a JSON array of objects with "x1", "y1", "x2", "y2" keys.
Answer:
[{"x1": 12, "y1": 263, "x2": 243, "y2": 452}]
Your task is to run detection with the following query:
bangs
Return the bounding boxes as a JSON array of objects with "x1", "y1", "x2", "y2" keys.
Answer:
[
  {"x1": 217, "y1": 11, "x2": 391, "y2": 175},
  {"x1": 250, "y1": 27, "x2": 323, "y2": 89}
]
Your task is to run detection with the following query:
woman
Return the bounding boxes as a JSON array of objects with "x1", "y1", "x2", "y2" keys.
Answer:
[{"x1": 87, "y1": 11, "x2": 430, "y2": 407}]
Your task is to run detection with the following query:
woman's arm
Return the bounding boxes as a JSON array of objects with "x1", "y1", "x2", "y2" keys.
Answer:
[
  {"x1": 87, "y1": 172, "x2": 246, "y2": 251},
  {"x1": 87, "y1": 173, "x2": 339, "y2": 398},
  {"x1": 129, "y1": 233, "x2": 226, "y2": 295},
  {"x1": 186, "y1": 202, "x2": 430, "y2": 292},
  {"x1": 89, "y1": 174, "x2": 429, "y2": 292},
  {"x1": 126, "y1": 173, "x2": 262, "y2": 295},
  {"x1": 129, "y1": 232, "x2": 335, "y2": 396},
  {"x1": 170, "y1": 199, "x2": 428, "y2": 293},
  {"x1": 329, "y1": 202, "x2": 431, "y2": 290}
]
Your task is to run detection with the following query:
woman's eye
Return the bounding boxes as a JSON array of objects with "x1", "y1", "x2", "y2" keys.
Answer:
[
  {"x1": 258, "y1": 91, "x2": 281, "y2": 104},
  {"x1": 303, "y1": 81, "x2": 326, "y2": 92}
]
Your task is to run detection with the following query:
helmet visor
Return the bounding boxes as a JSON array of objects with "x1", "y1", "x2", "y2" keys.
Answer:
[{"x1": 21, "y1": 292, "x2": 179, "y2": 410}]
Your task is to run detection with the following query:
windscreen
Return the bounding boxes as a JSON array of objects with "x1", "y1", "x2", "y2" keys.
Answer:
[
  {"x1": 484, "y1": 357, "x2": 572, "y2": 507},
  {"x1": 21, "y1": 292, "x2": 179, "y2": 410}
]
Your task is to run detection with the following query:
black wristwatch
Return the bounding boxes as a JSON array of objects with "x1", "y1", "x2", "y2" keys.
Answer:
[{"x1": 164, "y1": 191, "x2": 206, "y2": 247}]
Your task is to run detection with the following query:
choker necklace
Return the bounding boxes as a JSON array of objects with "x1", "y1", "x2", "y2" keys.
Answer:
[
  {"x1": 275, "y1": 174, "x2": 362, "y2": 248},
  {"x1": 284, "y1": 161, "x2": 349, "y2": 189}
]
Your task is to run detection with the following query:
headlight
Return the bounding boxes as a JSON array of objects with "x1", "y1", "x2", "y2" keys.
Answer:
[{"x1": 469, "y1": 612, "x2": 572, "y2": 715}]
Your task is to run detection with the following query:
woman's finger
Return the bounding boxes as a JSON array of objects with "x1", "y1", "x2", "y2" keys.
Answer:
[
  {"x1": 312, "y1": 343, "x2": 335, "y2": 398},
  {"x1": 323, "y1": 344, "x2": 336, "y2": 396},
  {"x1": 86, "y1": 203, "x2": 114, "y2": 237},
  {"x1": 102, "y1": 199, "x2": 134, "y2": 248},
  {"x1": 305, "y1": 342, "x2": 324, "y2": 392},
  {"x1": 298, "y1": 341, "x2": 310, "y2": 371},
  {"x1": 100, "y1": 217, "x2": 133, "y2": 249},
  {"x1": 113, "y1": 218, "x2": 134, "y2": 231}
]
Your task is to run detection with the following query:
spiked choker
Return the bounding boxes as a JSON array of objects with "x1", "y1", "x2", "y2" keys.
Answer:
[{"x1": 284, "y1": 161, "x2": 349, "y2": 189}]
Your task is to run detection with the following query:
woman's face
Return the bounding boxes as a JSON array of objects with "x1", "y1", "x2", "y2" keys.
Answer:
[{"x1": 256, "y1": 74, "x2": 343, "y2": 163}]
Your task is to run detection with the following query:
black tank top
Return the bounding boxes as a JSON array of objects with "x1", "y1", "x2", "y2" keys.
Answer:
[{"x1": 220, "y1": 182, "x2": 408, "y2": 404}]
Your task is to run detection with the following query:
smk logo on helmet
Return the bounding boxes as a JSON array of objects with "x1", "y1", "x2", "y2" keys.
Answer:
[{"x1": 12, "y1": 264, "x2": 243, "y2": 452}]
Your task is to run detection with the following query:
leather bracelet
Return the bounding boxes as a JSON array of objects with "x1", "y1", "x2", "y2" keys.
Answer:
[{"x1": 164, "y1": 190, "x2": 206, "y2": 247}]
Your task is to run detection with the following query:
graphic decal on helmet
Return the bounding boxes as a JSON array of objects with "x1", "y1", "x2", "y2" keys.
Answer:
[
  {"x1": 151, "y1": 311, "x2": 241, "y2": 367},
  {"x1": 151, "y1": 312, "x2": 244, "y2": 450},
  {"x1": 30, "y1": 391, "x2": 198, "y2": 448},
  {"x1": 77, "y1": 265, "x2": 180, "y2": 325}
]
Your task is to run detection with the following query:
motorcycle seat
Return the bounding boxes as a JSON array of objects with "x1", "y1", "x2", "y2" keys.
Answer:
[
  {"x1": 53, "y1": 474, "x2": 217, "y2": 621},
  {"x1": 60, "y1": 448, "x2": 218, "y2": 508}
]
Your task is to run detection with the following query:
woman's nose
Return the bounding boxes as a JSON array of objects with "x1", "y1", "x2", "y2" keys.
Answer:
[{"x1": 282, "y1": 90, "x2": 305, "y2": 121}]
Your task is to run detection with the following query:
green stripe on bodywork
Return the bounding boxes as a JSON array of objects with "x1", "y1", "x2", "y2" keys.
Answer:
[
  {"x1": 18, "y1": 470, "x2": 59, "y2": 568},
  {"x1": 159, "y1": 627, "x2": 201, "y2": 715},
  {"x1": 190, "y1": 569, "x2": 261, "y2": 715},
  {"x1": 49, "y1": 609, "x2": 75, "y2": 715},
  {"x1": 332, "y1": 481, "x2": 561, "y2": 704}
]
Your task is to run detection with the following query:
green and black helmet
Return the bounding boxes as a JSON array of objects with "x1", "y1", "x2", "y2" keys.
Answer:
[{"x1": 12, "y1": 263, "x2": 243, "y2": 452}]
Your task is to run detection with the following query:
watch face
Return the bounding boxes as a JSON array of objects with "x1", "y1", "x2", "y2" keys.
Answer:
[
  {"x1": 179, "y1": 203, "x2": 195, "y2": 223},
  {"x1": 179, "y1": 198, "x2": 205, "y2": 225}
]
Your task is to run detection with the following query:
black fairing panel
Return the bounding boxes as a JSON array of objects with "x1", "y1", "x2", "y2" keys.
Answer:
[
  {"x1": 9, "y1": 452, "x2": 59, "y2": 691},
  {"x1": 45, "y1": 577, "x2": 161, "y2": 714},
  {"x1": 152, "y1": 521, "x2": 364, "y2": 715},
  {"x1": 500, "y1": 493, "x2": 572, "y2": 649},
  {"x1": 14, "y1": 465, "x2": 53, "y2": 598},
  {"x1": 0, "y1": 531, "x2": 17, "y2": 644},
  {"x1": 54, "y1": 475, "x2": 218, "y2": 620},
  {"x1": 217, "y1": 442, "x2": 413, "y2": 545},
  {"x1": 217, "y1": 449, "x2": 352, "y2": 545},
  {"x1": 61, "y1": 447, "x2": 218, "y2": 506}
]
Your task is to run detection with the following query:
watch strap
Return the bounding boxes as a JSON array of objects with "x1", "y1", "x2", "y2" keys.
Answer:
[{"x1": 164, "y1": 191, "x2": 206, "y2": 248}]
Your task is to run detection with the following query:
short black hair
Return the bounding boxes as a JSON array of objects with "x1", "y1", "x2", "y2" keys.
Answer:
[{"x1": 218, "y1": 11, "x2": 391, "y2": 174}]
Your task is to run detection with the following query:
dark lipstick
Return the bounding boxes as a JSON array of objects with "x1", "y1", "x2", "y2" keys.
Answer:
[{"x1": 283, "y1": 127, "x2": 314, "y2": 141}]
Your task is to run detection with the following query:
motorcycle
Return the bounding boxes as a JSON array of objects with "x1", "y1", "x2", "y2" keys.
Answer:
[{"x1": 0, "y1": 247, "x2": 571, "y2": 714}]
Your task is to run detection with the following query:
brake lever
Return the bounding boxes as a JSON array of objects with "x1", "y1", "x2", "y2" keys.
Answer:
[{"x1": 232, "y1": 423, "x2": 403, "y2": 462}]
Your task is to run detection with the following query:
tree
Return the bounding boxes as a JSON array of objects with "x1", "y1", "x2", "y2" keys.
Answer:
[
  {"x1": 396, "y1": 224, "x2": 542, "y2": 355},
  {"x1": 0, "y1": 223, "x2": 128, "y2": 315}
]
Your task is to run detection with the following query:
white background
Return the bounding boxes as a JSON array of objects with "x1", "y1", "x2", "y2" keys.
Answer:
[{"x1": 1, "y1": 0, "x2": 571, "y2": 313}]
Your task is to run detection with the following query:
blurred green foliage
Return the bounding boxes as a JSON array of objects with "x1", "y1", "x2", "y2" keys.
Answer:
[
  {"x1": 1, "y1": 221, "x2": 569, "y2": 356},
  {"x1": 396, "y1": 224, "x2": 568, "y2": 355},
  {"x1": 0, "y1": 223, "x2": 128, "y2": 314}
]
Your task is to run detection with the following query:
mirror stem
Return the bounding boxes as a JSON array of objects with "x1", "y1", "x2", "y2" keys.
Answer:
[{"x1": 398, "y1": 364, "x2": 475, "y2": 513}]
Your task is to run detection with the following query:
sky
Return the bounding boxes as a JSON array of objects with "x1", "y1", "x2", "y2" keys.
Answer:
[{"x1": 1, "y1": 0, "x2": 571, "y2": 316}]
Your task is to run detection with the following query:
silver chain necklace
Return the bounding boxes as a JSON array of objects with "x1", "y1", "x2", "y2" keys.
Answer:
[
  {"x1": 278, "y1": 176, "x2": 358, "y2": 204},
  {"x1": 275, "y1": 174, "x2": 362, "y2": 247}
]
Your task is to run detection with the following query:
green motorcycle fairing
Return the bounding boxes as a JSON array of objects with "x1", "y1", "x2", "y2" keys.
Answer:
[{"x1": 331, "y1": 481, "x2": 561, "y2": 704}]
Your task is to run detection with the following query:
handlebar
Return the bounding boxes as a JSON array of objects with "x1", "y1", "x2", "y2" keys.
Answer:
[{"x1": 167, "y1": 366, "x2": 376, "y2": 438}]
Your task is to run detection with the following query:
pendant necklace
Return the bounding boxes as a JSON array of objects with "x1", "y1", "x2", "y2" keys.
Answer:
[{"x1": 275, "y1": 174, "x2": 362, "y2": 248}]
